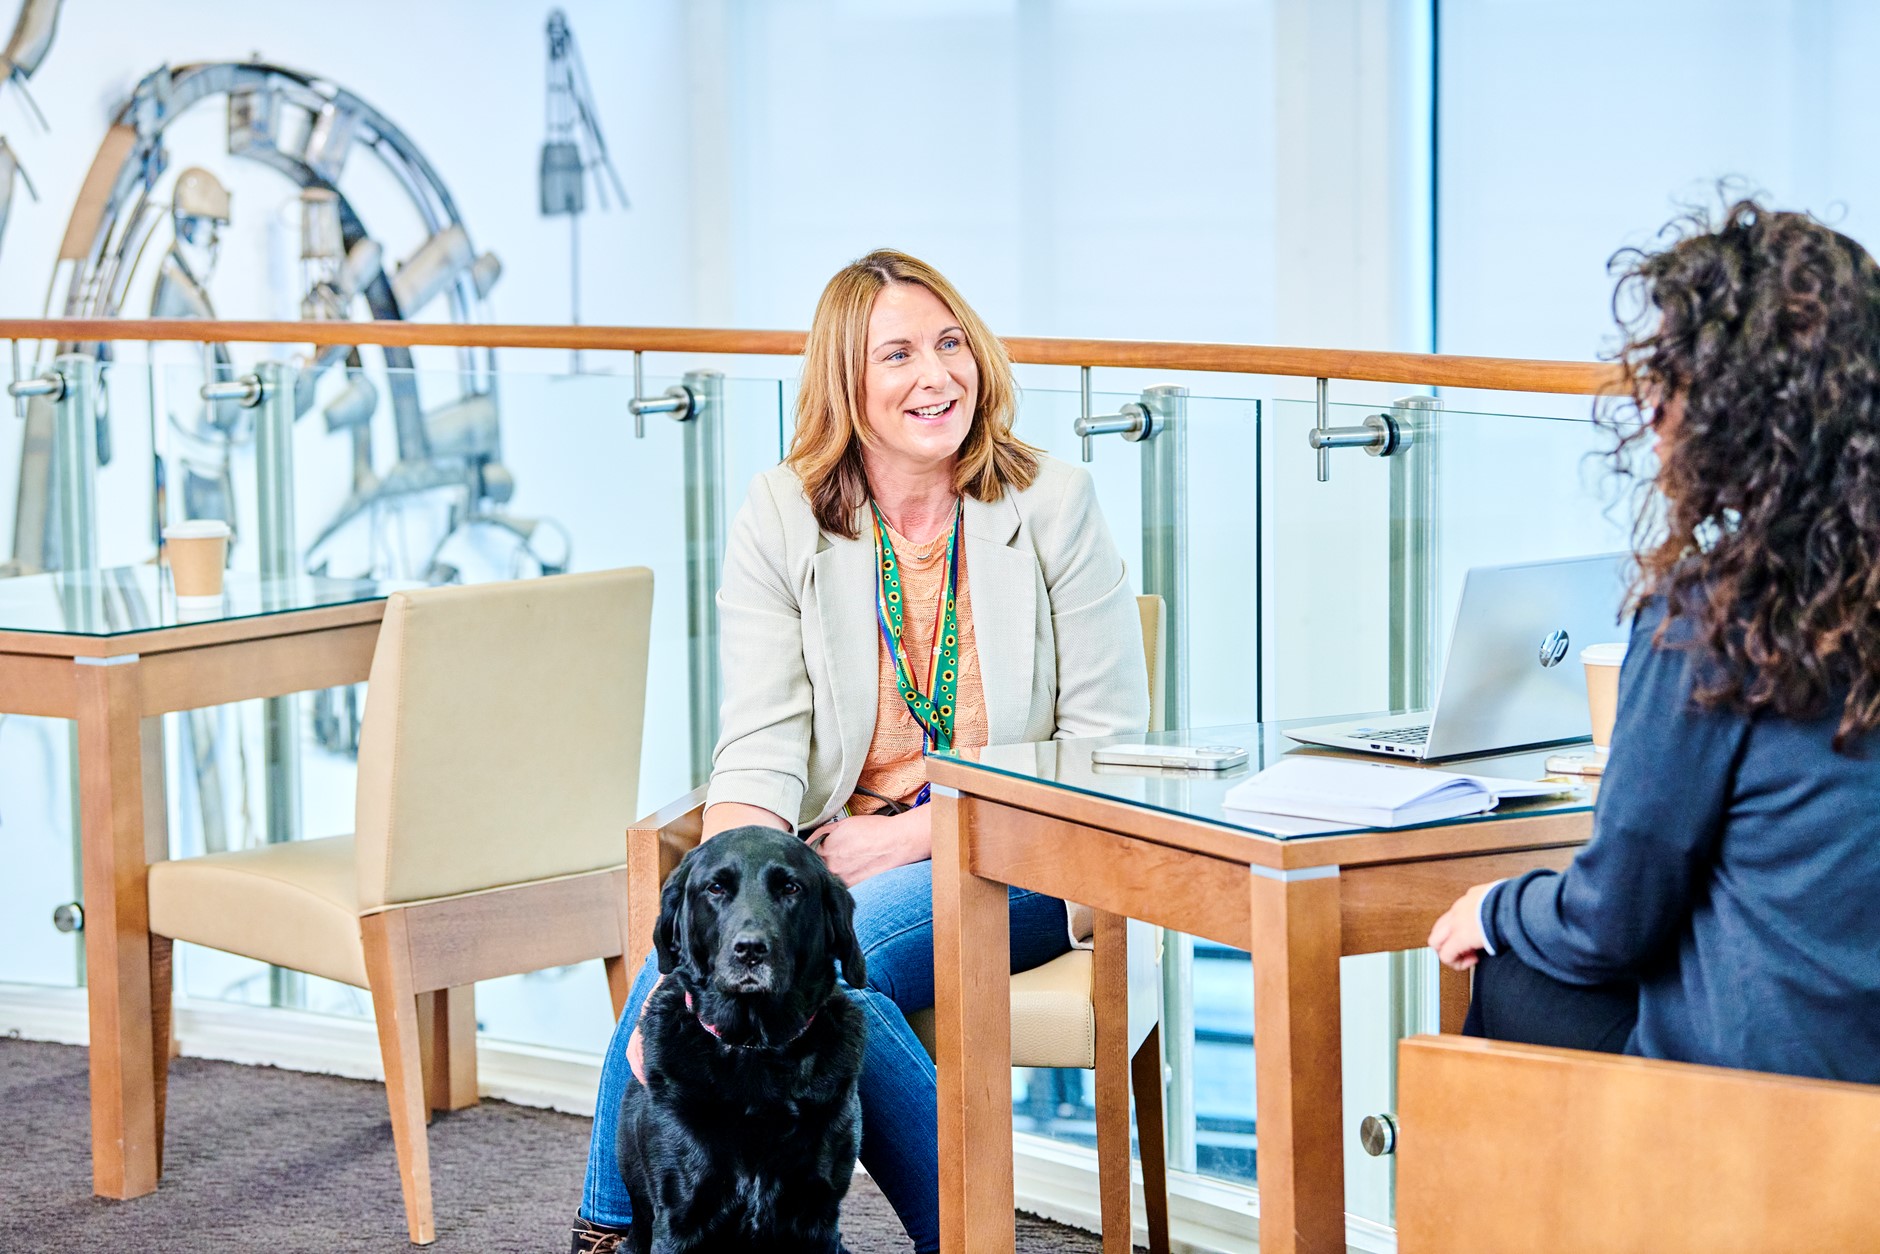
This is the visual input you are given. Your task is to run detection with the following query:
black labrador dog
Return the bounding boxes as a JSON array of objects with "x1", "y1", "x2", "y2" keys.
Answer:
[{"x1": 619, "y1": 825, "x2": 868, "y2": 1253}]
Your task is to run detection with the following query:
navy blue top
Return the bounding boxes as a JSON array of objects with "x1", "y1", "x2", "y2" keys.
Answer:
[{"x1": 1482, "y1": 595, "x2": 1880, "y2": 1083}]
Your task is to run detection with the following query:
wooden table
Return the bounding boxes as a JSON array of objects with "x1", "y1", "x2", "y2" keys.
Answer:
[
  {"x1": 0, "y1": 565, "x2": 394, "y2": 1199},
  {"x1": 927, "y1": 724, "x2": 1597, "y2": 1254}
]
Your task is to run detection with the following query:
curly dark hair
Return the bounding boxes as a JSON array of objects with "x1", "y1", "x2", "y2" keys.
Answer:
[{"x1": 1603, "y1": 198, "x2": 1880, "y2": 750}]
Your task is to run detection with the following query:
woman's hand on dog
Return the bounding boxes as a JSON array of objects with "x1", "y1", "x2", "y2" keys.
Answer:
[
  {"x1": 627, "y1": 1019, "x2": 647, "y2": 1083},
  {"x1": 625, "y1": 976, "x2": 663, "y2": 1084},
  {"x1": 809, "y1": 807, "x2": 932, "y2": 886}
]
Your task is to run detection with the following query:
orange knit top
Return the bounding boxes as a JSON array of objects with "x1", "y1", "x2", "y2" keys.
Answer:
[{"x1": 848, "y1": 518, "x2": 988, "y2": 815}]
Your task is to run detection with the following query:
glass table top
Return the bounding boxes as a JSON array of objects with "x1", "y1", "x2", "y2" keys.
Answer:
[
  {"x1": 0, "y1": 565, "x2": 405, "y2": 637},
  {"x1": 935, "y1": 722, "x2": 1600, "y2": 841}
]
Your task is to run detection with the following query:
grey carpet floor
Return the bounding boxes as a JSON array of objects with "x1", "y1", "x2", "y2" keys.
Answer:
[{"x1": 0, "y1": 1038, "x2": 1113, "y2": 1252}]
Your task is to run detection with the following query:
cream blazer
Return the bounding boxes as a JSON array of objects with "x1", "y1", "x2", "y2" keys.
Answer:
[{"x1": 705, "y1": 456, "x2": 1151, "y2": 828}]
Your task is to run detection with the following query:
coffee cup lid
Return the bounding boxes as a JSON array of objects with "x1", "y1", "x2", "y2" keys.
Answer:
[
  {"x1": 1581, "y1": 642, "x2": 1628, "y2": 665},
  {"x1": 163, "y1": 519, "x2": 231, "y2": 541}
]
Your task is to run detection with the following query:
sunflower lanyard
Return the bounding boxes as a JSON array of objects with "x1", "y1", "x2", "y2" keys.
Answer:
[{"x1": 872, "y1": 501, "x2": 963, "y2": 796}]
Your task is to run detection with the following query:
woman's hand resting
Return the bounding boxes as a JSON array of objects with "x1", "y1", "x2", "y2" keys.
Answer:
[
  {"x1": 1428, "y1": 881, "x2": 1496, "y2": 970},
  {"x1": 809, "y1": 806, "x2": 933, "y2": 887}
]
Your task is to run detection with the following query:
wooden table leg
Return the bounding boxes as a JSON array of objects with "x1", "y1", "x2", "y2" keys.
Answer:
[
  {"x1": 1439, "y1": 963, "x2": 1473, "y2": 1034},
  {"x1": 1090, "y1": 909, "x2": 1133, "y2": 1253},
  {"x1": 149, "y1": 934, "x2": 172, "y2": 1178},
  {"x1": 1248, "y1": 866, "x2": 1346, "y2": 1254},
  {"x1": 143, "y1": 714, "x2": 173, "y2": 1176},
  {"x1": 75, "y1": 659, "x2": 161, "y2": 1199},
  {"x1": 931, "y1": 789, "x2": 1015, "y2": 1254}
]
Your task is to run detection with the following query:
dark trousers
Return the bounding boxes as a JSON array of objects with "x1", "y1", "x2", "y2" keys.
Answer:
[{"x1": 1461, "y1": 949, "x2": 1641, "y2": 1054}]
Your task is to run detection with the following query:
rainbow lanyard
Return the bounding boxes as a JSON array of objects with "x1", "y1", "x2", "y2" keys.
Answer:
[{"x1": 872, "y1": 500, "x2": 963, "y2": 794}]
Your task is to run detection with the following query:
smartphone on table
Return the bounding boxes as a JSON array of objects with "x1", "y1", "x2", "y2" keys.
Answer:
[{"x1": 1089, "y1": 743, "x2": 1248, "y2": 771}]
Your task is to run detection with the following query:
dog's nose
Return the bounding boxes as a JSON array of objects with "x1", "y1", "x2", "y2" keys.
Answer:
[{"x1": 732, "y1": 935, "x2": 769, "y2": 967}]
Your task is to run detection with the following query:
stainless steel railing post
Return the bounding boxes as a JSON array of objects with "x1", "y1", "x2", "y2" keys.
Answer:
[
  {"x1": 251, "y1": 360, "x2": 304, "y2": 868},
  {"x1": 1139, "y1": 383, "x2": 1189, "y2": 731},
  {"x1": 1387, "y1": 394, "x2": 1443, "y2": 714},
  {"x1": 49, "y1": 353, "x2": 98, "y2": 575},
  {"x1": 1134, "y1": 381, "x2": 1199, "y2": 1174},
  {"x1": 260, "y1": 362, "x2": 304, "y2": 1007},
  {"x1": 681, "y1": 368, "x2": 726, "y2": 787},
  {"x1": 251, "y1": 363, "x2": 299, "y2": 590}
]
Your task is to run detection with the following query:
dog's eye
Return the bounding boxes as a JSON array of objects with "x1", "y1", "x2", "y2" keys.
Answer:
[
  {"x1": 706, "y1": 881, "x2": 727, "y2": 897},
  {"x1": 778, "y1": 880, "x2": 801, "y2": 897}
]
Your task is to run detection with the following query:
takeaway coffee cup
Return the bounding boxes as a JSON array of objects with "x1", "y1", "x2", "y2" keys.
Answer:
[
  {"x1": 162, "y1": 519, "x2": 231, "y2": 601},
  {"x1": 1582, "y1": 642, "x2": 1628, "y2": 754}
]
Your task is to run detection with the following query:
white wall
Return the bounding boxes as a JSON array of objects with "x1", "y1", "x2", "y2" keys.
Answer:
[
  {"x1": 1431, "y1": 0, "x2": 1880, "y2": 647},
  {"x1": 705, "y1": 0, "x2": 1277, "y2": 342},
  {"x1": 1439, "y1": 0, "x2": 1880, "y2": 364}
]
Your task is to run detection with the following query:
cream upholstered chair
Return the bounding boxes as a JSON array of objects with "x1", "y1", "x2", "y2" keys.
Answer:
[
  {"x1": 147, "y1": 568, "x2": 654, "y2": 1245},
  {"x1": 625, "y1": 594, "x2": 1170, "y2": 1254}
]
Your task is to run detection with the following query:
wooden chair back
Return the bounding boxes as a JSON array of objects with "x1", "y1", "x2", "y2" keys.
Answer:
[{"x1": 1395, "y1": 1034, "x2": 1880, "y2": 1253}]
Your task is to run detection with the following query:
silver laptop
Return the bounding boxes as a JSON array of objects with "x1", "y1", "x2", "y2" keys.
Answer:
[{"x1": 1286, "y1": 553, "x2": 1630, "y2": 760}]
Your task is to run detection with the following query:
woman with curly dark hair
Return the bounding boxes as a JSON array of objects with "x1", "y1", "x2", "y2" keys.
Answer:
[{"x1": 1426, "y1": 199, "x2": 1880, "y2": 1082}]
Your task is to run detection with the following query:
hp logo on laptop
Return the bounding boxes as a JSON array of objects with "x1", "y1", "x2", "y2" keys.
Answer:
[{"x1": 1539, "y1": 629, "x2": 1571, "y2": 667}]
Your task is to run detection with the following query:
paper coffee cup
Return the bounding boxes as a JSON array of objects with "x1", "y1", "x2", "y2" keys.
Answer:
[
  {"x1": 1582, "y1": 642, "x2": 1628, "y2": 753},
  {"x1": 162, "y1": 519, "x2": 231, "y2": 599}
]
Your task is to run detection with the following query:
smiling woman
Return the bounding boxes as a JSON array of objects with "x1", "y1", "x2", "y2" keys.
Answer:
[
  {"x1": 859, "y1": 283, "x2": 979, "y2": 490},
  {"x1": 787, "y1": 249, "x2": 1033, "y2": 543},
  {"x1": 572, "y1": 250, "x2": 1148, "y2": 1254}
]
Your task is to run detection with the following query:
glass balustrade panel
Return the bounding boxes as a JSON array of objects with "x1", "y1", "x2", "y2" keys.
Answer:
[
  {"x1": 1264, "y1": 396, "x2": 1644, "y2": 717},
  {"x1": 3, "y1": 351, "x2": 1644, "y2": 1232},
  {"x1": 0, "y1": 356, "x2": 162, "y2": 991},
  {"x1": 1009, "y1": 383, "x2": 1146, "y2": 569},
  {"x1": 1009, "y1": 383, "x2": 1269, "y2": 1190},
  {"x1": 140, "y1": 361, "x2": 785, "y2": 1054},
  {"x1": 0, "y1": 711, "x2": 81, "y2": 989},
  {"x1": 1428, "y1": 402, "x2": 1646, "y2": 636},
  {"x1": 1263, "y1": 393, "x2": 1645, "y2": 1224},
  {"x1": 473, "y1": 367, "x2": 785, "y2": 1053}
]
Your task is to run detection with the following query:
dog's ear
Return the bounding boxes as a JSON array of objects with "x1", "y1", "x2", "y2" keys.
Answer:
[
  {"x1": 821, "y1": 867, "x2": 867, "y2": 989},
  {"x1": 654, "y1": 859, "x2": 692, "y2": 976}
]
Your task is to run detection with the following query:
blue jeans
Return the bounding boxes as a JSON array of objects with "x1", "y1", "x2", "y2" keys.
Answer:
[{"x1": 580, "y1": 857, "x2": 1074, "y2": 1253}]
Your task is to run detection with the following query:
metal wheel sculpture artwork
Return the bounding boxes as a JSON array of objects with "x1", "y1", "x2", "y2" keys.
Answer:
[
  {"x1": 16, "y1": 58, "x2": 567, "y2": 584},
  {"x1": 9, "y1": 60, "x2": 569, "y2": 882},
  {"x1": 0, "y1": 0, "x2": 57, "y2": 253}
]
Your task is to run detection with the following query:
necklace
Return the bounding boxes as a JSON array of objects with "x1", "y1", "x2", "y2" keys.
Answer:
[{"x1": 892, "y1": 527, "x2": 947, "y2": 563}]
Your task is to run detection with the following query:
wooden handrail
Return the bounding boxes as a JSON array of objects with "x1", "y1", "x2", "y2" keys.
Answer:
[{"x1": 0, "y1": 318, "x2": 1624, "y2": 396}]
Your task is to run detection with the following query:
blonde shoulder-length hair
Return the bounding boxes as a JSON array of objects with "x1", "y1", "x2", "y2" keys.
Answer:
[{"x1": 786, "y1": 249, "x2": 1039, "y2": 538}]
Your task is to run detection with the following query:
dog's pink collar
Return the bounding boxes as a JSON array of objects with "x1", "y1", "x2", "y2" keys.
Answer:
[{"x1": 685, "y1": 990, "x2": 818, "y2": 1049}]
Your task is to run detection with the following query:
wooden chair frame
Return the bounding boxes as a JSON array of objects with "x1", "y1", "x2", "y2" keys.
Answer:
[
  {"x1": 153, "y1": 866, "x2": 636, "y2": 1244},
  {"x1": 1395, "y1": 1034, "x2": 1880, "y2": 1253}
]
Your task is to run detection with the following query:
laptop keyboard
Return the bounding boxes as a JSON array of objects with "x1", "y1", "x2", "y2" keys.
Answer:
[{"x1": 1358, "y1": 725, "x2": 1430, "y2": 745}]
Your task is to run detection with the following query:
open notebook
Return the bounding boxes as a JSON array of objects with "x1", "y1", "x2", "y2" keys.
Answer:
[{"x1": 1223, "y1": 757, "x2": 1575, "y2": 832}]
